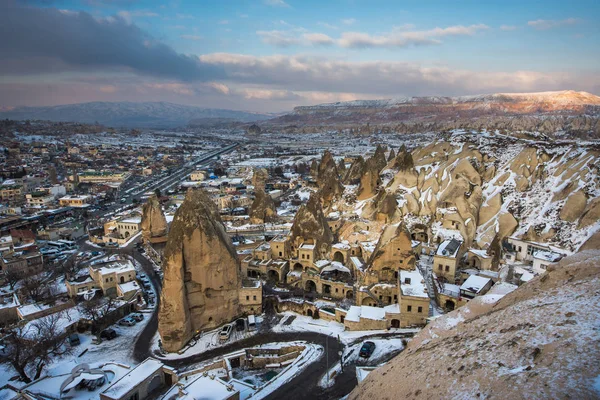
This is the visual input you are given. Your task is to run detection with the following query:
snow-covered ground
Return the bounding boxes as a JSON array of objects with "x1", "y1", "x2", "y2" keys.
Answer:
[
  {"x1": 273, "y1": 312, "x2": 419, "y2": 344},
  {"x1": 152, "y1": 316, "x2": 263, "y2": 360}
]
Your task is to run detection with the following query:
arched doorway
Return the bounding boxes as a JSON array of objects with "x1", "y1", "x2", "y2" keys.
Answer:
[
  {"x1": 306, "y1": 309, "x2": 313, "y2": 317},
  {"x1": 391, "y1": 319, "x2": 400, "y2": 328},
  {"x1": 120, "y1": 276, "x2": 125, "y2": 284},
  {"x1": 304, "y1": 280, "x2": 317, "y2": 293},
  {"x1": 445, "y1": 299, "x2": 456, "y2": 311},
  {"x1": 333, "y1": 251, "x2": 344, "y2": 263},
  {"x1": 361, "y1": 297, "x2": 375, "y2": 306},
  {"x1": 267, "y1": 269, "x2": 279, "y2": 282},
  {"x1": 293, "y1": 263, "x2": 303, "y2": 272},
  {"x1": 346, "y1": 290, "x2": 353, "y2": 299},
  {"x1": 124, "y1": 231, "x2": 130, "y2": 238}
]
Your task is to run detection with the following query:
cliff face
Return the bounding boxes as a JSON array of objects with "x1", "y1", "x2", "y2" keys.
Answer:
[
  {"x1": 317, "y1": 150, "x2": 344, "y2": 207},
  {"x1": 350, "y1": 250, "x2": 600, "y2": 400},
  {"x1": 158, "y1": 189, "x2": 240, "y2": 352},
  {"x1": 250, "y1": 188, "x2": 277, "y2": 224},
  {"x1": 140, "y1": 195, "x2": 168, "y2": 240},
  {"x1": 290, "y1": 193, "x2": 333, "y2": 259},
  {"x1": 252, "y1": 168, "x2": 269, "y2": 191},
  {"x1": 260, "y1": 91, "x2": 600, "y2": 138}
]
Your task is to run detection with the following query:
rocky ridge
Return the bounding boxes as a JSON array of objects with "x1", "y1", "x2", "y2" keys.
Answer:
[
  {"x1": 350, "y1": 250, "x2": 600, "y2": 400},
  {"x1": 260, "y1": 90, "x2": 600, "y2": 138}
]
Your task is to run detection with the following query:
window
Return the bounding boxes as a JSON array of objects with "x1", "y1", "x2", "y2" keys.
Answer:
[
  {"x1": 445, "y1": 266, "x2": 450, "y2": 272},
  {"x1": 253, "y1": 295, "x2": 257, "y2": 300},
  {"x1": 438, "y1": 264, "x2": 443, "y2": 271},
  {"x1": 279, "y1": 252, "x2": 282, "y2": 257},
  {"x1": 301, "y1": 254, "x2": 305, "y2": 259},
  {"x1": 404, "y1": 277, "x2": 411, "y2": 284},
  {"x1": 379, "y1": 295, "x2": 382, "y2": 300},
  {"x1": 246, "y1": 296, "x2": 249, "y2": 300},
  {"x1": 307, "y1": 255, "x2": 310, "y2": 260},
  {"x1": 335, "y1": 288, "x2": 339, "y2": 293},
  {"x1": 418, "y1": 306, "x2": 423, "y2": 313},
  {"x1": 399, "y1": 259, "x2": 403, "y2": 263},
  {"x1": 407, "y1": 305, "x2": 412, "y2": 312}
]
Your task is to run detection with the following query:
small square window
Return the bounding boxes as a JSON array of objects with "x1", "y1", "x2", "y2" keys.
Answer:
[
  {"x1": 418, "y1": 306, "x2": 423, "y2": 313},
  {"x1": 407, "y1": 305, "x2": 412, "y2": 312}
]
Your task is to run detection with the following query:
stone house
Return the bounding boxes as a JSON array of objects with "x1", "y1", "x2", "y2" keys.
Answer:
[
  {"x1": 433, "y1": 238, "x2": 464, "y2": 284},
  {"x1": 238, "y1": 280, "x2": 262, "y2": 315}
]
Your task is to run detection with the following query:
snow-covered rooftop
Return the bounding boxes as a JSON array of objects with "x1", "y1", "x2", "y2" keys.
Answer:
[
  {"x1": 460, "y1": 275, "x2": 492, "y2": 294},
  {"x1": 101, "y1": 358, "x2": 164, "y2": 399},
  {"x1": 345, "y1": 305, "x2": 386, "y2": 322},
  {"x1": 436, "y1": 238, "x2": 462, "y2": 258},
  {"x1": 400, "y1": 269, "x2": 428, "y2": 298}
]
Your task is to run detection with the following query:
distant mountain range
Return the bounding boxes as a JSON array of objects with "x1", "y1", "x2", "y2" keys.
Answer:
[
  {"x1": 0, "y1": 101, "x2": 273, "y2": 128},
  {"x1": 263, "y1": 90, "x2": 600, "y2": 137}
]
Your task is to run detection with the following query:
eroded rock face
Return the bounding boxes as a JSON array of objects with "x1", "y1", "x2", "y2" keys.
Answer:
[
  {"x1": 358, "y1": 156, "x2": 383, "y2": 200},
  {"x1": 141, "y1": 195, "x2": 168, "y2": 240},
  {"x1": 290, "y1": 193, "x2": 333, "y2": 259},
  {"x1": 393, "y1": 145, "x2": 414, "y2": 170},
  {"x1": 317, "y1": 150, "x2": 344, "y2": 207},
  {"x1": 343, "y1": 156, "x2": 365, "y2": 185},
  {"x1": 372, "y1": 145, "x2": 388, "y2": 172},
  {"x1": 250, "y1": 188, "x2": 277, "y2": 224},
  {"x1": 387, "y1": 148, "x2": 396, "y2": 162},
  {"x1": 350, "y1": 250, "x2": 600, "y2": 400},
  {"x1": 158, "y1": 189, "x2": 240, "y2": 352},
  {"x1": 252, "y1": 168, "x2": 269, "y2": 191}
]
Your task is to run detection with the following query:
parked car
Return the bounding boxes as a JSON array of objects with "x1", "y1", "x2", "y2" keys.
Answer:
[
  {"x1": 219, "y1": 324, "x2": 233, "y2": 341},
  {"x1": 359, "y1": 341, "x2": 376, "y2": 358},
  {"x1": 118, "y1": 317, "x2": 137, "y2": 326},
  {"x1": 131, "y1": 313, "x2": 144, "y2": 322},
  {"x1": 68, "y1": 334, "x2": 80, "y2": 346},
  {"x1": 100, "y1": 328, "x2": 117, "y2": 340}
]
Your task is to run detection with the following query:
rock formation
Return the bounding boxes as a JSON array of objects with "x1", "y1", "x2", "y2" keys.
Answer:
[
  {"x1": 252, "y1": 168, "x2": 269, "y2": 191},
  {"x1": 262, "y1": 91, "x2": 600, "y2": 139},
  {"x1": 343, "y1": 156, "x2": 365, "y2": 185},
  {"x1": 372, "y1": 145, "x2": 387, "y2": 172},
  {"x1": 310, "y1": 159, "x2": 319, "y2": 179},
  {"x1": 350, "y1": 250, "x2": 600, "y2": 400},
  {"x1": 393, "y1": 145, "x2": 414, "y2": 170},
  {"x1": 249, "y1": 188, "x2": 277, "y2": 224},
  {"x1": 141, "y1": 194, "x2": 168, "y2": 242},
  {"x1": 290, "y1": 193, "x2": 333, "y2": 259},
  {"x1": 158, "y1": 189, "x2": 240, "y2": 352},
  {"x1": 337, "y1": 158, "x2": 346, "y2": 173},
  {"x1": 316, "y1": 150, "x2": 344, "y2": 207},
  {"x1": 358, "y1": 156, "x2": 382, "y2": 200},
  {"x1": 387, "y1": 148, "x2": 396, "y2": 162}
]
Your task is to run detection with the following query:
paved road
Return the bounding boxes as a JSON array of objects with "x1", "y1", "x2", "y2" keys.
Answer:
[{"x1": 79, "y1": 236, "x2": 163, "y2": 363}]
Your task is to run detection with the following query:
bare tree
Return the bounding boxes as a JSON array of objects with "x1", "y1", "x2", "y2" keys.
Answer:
[
  {"x1": 21, "y1": 275, "x2": 48, "y2": 303},
  {"x1": 78, "y1": 296, "x2": 116, "y2": 325},
  {"x1": 1, "y1": 312, "x2": 73, "y2": 383},
  {"x1": 3, "y1": 269, "x2": 22, "y2": 291}
]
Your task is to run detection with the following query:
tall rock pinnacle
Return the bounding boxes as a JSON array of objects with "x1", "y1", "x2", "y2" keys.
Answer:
[{"x1": 158, "y1": 189, "x2": 240, "y2": 352}]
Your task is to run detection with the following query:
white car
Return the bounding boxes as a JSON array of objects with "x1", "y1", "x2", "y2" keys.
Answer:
[{"x1": 219, "y1": 324, "x2": 232, "y2": 341}]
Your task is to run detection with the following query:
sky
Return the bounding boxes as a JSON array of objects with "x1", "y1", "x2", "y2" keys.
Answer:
[{"x1": 0, "y1": 0, "x2": 599, "y2": 112}]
